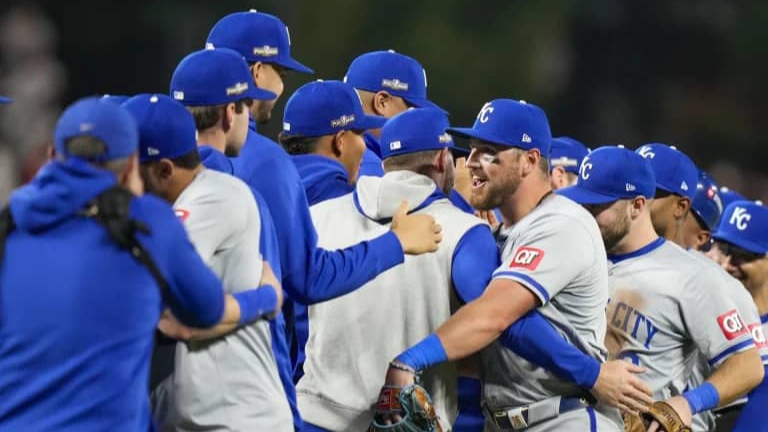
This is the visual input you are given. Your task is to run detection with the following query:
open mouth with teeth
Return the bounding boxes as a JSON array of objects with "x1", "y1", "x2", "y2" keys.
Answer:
[{"x1": 472, "y1": 176, "x2": 488, "y2": 189}]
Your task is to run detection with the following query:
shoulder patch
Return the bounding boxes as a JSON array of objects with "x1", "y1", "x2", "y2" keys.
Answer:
[
  {"x1": 509, "y1": 246, "x2": 545, "y2": 271},
  {"x1": 749, "y1": 323, "x2": 767, "y2": 349},
  {"x1": 717, "y1": 309, "x2": 748, "y2": 340}
]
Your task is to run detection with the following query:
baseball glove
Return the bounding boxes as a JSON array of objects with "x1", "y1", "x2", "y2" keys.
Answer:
[
  {"x1": 638, "y1": 401, "x2": 692, "y2": 432},
  {"x1": 368, "y1": 385, "x2": 443, "y2": 432}
]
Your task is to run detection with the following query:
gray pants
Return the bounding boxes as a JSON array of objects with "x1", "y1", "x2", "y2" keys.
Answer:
[{"x1": 483, "y1": 406, "x2": 622, "y2": 432}]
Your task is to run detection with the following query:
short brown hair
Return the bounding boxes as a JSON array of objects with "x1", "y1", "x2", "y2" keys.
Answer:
[{"x1": 186, "y1": 98, "x2": 251, "y2": 131}]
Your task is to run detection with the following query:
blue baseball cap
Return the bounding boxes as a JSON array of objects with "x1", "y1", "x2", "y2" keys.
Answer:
[
  {"x1": 712, "y1": 201, "x2": 768, "y2": 255},
  {"x1": 206, "y1": 10, "x2": 313, "y2": 74},
  {"x1": 380, "y1": 108, "x2": 454, "y2": 159},
  {"x1": 343, "y1": 50, "x2": 445, "y2": 113},
  {"x1": 54, "y1": 97, "x2": 138, "y2": 162},
  {"x1": 550, "y1": 137, "x2": 590, "y2": 174},
  {"x1": 447, "y1": 99, "x2": 551, "y2": 156},
  {"x1": 690, "y1": 171, "x2": 723, "y2": 231},
  {"x1": 635, "y1": 143, "x2": 697, "y2": 199},
  {"x1": 719, "y1": 186, "x2": 747, "y2": 209},
  {"x1": 282, "y1": 80, "x2": 387, "y2": 136},
  {"x1": 122, "y1": 94, "x2": 198, "y2": 163},
  {"x1": 170, "y1": 47, "x2": 277, "y2": 106},
  {"x1": 557, "y1": 146, "x2": 656, "y2": 204},
  {"x1": 0, "y1": 96, "x2": 12, "y2": 104}
]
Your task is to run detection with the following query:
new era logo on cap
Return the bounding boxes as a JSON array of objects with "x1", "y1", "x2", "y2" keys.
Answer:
[
  {"x1": 147, "y1": 147, "x2": 160, "y2": 156},
  {"x1": 438, "y1": 133, "x2": 451, "y2": 144},
  {"x1": 522, "y1": 133, "x2": 532, "y2": 143},
  {"x1": 681, "y1": 181, "x2": 689, "y2": 191},
  {"x1": 626, "y1": 183, "x2": 636, "y2": 192},
  {"x1": 173, "y1": 91, "x2": 184, "y2": 101}
]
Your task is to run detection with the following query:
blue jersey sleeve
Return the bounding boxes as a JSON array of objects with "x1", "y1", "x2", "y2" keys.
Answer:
[
  {"x1": 451, "y1": 224, "x2": 498, "y2": 303},
  {"x1": 135, "y1": 196, "x2": 225, "y2": 329},
  {"x1": 732, "y1": 366, "x2": 768, "y2": 431}
]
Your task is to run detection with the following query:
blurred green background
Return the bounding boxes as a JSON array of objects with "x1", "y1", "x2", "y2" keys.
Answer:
[{"x1": 1, "y1": 0, "x2": 766, "y2": 201}]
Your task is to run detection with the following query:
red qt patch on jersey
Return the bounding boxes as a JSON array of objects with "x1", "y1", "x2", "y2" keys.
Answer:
[
  {"x1": 717, "y1": 309, "x2": 747, "y2": 340},
  {"x1": 509, "y1": 246, "x2": 545, "y2": 271},
  {"x1": 748, "y1": 323, "x2": 767, "y2": 349},
  {"x1": 175, "y1": 209, "x2": 190, "y2": 222}
]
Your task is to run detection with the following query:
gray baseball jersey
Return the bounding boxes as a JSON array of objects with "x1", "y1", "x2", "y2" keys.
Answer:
[
  {"x1": 153, "y1": 169, "x2": 292, "y2": 432},
  {"x1": 481, "y1": 194, "x2": 621, "y2": 431},
  {"x1": 686, "y1": 250, "x2": 766, "y2": 431},
  {"x1": 606, "y1": 239, "x2": 755, "y2": 403}
]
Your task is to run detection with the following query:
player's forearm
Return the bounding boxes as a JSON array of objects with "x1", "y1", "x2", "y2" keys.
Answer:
[{"x1": 707, "y1": 348, "x2": 764, "y2": 407}]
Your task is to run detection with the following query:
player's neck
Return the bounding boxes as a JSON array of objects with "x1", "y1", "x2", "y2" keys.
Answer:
[
  {"x1": 196, "y1": 129, "x2": 227, "y2": 154},
  {"x1": 167, "y1": 165, "x2": 204, "y2": 204},
  {"x1": 611, "y1": 215, "x2": 659, "y2": 256},
  {"x1": 499, "y1": 177, "x2": 552, "y2": 225}
]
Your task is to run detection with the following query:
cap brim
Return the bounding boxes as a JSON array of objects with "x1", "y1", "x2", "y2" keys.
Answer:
[
  {"x1": 274, "y1": 57, "x2": 314, "y2": 74},
  {"x1": 446, "y1": 126, "x2": 507, "y2": 146},
  {"x1": 355, "y1": 113, "x2": 388, "y2": 131},
  {"x1": 557, "y1": 185, "x2": 620, "y2": 205},
  {"x1": 246, "y1": 86, "x2": 278, "y2": 101},
  {"x1": 403, "y1": 96, "x2": 448, "y2": 115},
  {"x1": 711, "y1": 232, "x2": 768, "y2": 255},
  {"x1": 450, "y1": 146, "x2": 470, "y2": 157},
  {"x1": 0, "y1": 96, "x2": 12, "y2": 104}
]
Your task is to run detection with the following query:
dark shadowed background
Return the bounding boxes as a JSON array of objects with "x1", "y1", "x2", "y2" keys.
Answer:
[{"x1": 1, "y1": 0, "x2": 766, "y2": 202}]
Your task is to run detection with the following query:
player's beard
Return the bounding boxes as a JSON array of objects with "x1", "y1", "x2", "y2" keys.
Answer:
[
  {"x1": 252, "y1": 100, "x2": 275, "y2": 125},
  {"x1": 470, "y1": 167, "x2": 522, "y2": 211},
  {"x1": 600, "y1": 211, "x2": 631, "y2": 254}
]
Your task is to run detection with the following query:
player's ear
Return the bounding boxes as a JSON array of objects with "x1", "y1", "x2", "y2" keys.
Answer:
[
  {"x1": 250, "y1": 61, "x2": 264, "y2": 83},
  {"x1": 331, "y1": 131, "x2": 344, "y2": 158},
  {"x1": 157, "y1": 158, "x2": 175, "y2": 180},
  {"x1": 630, "y1": 196, "x2": 646, "y2": 218},
  {"x1": 696, "y1": 231, "x2": 712, "y2": 250},
  {"x1": 674, "y1": 197, "x2": 692, "y2": 219},
  {"x1": 521, "y1": 149, "x2": 539, "y2": 176},
  {"x1": 222, "y1": 103, "x2": 235, "y2": 132},
  {"x1": 372, "y1": 91, "x2": 391, "y2": 116}
]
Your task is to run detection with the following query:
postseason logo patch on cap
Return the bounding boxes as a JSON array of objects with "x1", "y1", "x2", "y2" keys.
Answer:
[
  {"x1": 382, "y1": 78, "x2": 409, "y2": 91},
  {"x1": 330, "y1": 114, "x2": 355, "y2": 128},
  {"x1": 226, "y1": 82, "x2": 249, "y2": 96},
  {"x1": 253, "y1": 45, "x2": 279, "y2": 57}
]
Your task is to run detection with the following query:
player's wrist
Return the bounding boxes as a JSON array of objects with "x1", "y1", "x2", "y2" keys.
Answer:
[
  {"x1": 233, "y1": 285, "x2": 278, "y2": 326},
  {"x1": 395, "y1": 333, "x2": 448, "y2": 371},
  {"x1": 682, "y1": 382, "x2": 719, "y2": 414}
]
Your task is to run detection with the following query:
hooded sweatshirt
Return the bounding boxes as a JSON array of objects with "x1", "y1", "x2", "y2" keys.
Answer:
[
  {"x1": 0, "y1": 159, "x2": 225, "y2": 432},
  {"x1": 297, "y1": 171, "x2": 494, "y2": 432}
]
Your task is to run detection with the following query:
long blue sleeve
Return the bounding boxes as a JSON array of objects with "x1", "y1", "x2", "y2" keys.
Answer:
[
  {"x1": 732, "y1": 366, "x2": 768, "y2": 432},
  {"x1": 499, "y1": 314, "x2": 601, "y2": 389},
  {"x1": 234, "y1": 131, "x2": 404, "y2": 306},
  {"x1": 453, "y1": 222, "x2": 600, "y2": 389}
]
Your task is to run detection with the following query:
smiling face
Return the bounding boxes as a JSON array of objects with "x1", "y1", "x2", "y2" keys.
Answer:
[{"x1": 466, "y1": 140, "x2": 525, "y2": 211}]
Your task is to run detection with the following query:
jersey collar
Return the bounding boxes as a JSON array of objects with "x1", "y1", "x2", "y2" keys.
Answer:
[{"x1": 608, "y1": 237, "x2": 666, "y2": 264}]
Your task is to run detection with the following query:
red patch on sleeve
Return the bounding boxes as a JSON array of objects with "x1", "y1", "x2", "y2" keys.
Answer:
[
  {"x1": 174, "y1": 209, "x2": 190, "y2": 222},
  {"x1": 717, "y1": 309, "x2": 748, "y2": 340},
  {"x1": 508, "y1": 246, "x2": 545, "y2": 271},
  {"x1": 749, "y1": 323, "x2": 767, "y2": 349}
]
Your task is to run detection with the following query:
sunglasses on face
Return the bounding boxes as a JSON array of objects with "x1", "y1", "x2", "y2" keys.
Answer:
[{"x1": 708, "y1": 239, "x2": 765, "y2": 264}]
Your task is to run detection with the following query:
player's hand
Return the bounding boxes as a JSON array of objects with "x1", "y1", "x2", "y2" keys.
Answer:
[
  {"x1": 259, "y1": 261, "x2": 282, "y2": 319},
  {"x1": 391, "y1": 200, "x2": 442, "y2": 255},
  {"x1": 453, "y1": 157, "x2": 472, "y2": 203},
  {"x1": 377, "y1": 364, "x2": 417, "y2": 425},
  {"x1": 474, "y1": 209, "x2": 499, "y2": 230},
  {"x1": 157, "y1": 309, "x2": 194, "y2": 341},
  {"x1": 646, "y1": 396, "x2": 692, "y2": 432},
  {"x1": 591, "y1": 360, "x2": 652, "y2": 415}
]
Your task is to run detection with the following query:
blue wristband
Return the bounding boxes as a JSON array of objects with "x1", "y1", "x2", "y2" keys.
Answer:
[
  {"x1": 233, "y1": 285, "x2": 278, "y2": 326},
  {"x1": 683, "y1": 382, "x2": 720, "y2": 414},
  {"x1": 395, "y1": 333, "x2": 448, "y2": 371}
]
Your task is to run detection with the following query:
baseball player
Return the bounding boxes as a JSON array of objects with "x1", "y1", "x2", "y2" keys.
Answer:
[
  {"x1": 681, "y1": 171, "x2": 723, "y2": 252},
  {"x1": 123, "y1": 93, "x2": 292, "y2": 431},
  {"x1": 381, "y1": 100, "x2": 648, "y2": 431},
  {"x1": 710, "y1": 201, "x2": 768, "y2": 431},
  {"x1": 549, "y1": 136, "x2": 589, "y2": 190},
  {"x1": 705, "y1": 187, "x2": 749, "y2": 267},
  {"x1": 343, "y1": 49, "x2": 446, "y2": 178},
  {"x1": 559, "y1": 145, "x2": 764, "y2": 431},
  {"x1": 0, "y1": 97, "x2": 270, "y2": 431}
]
